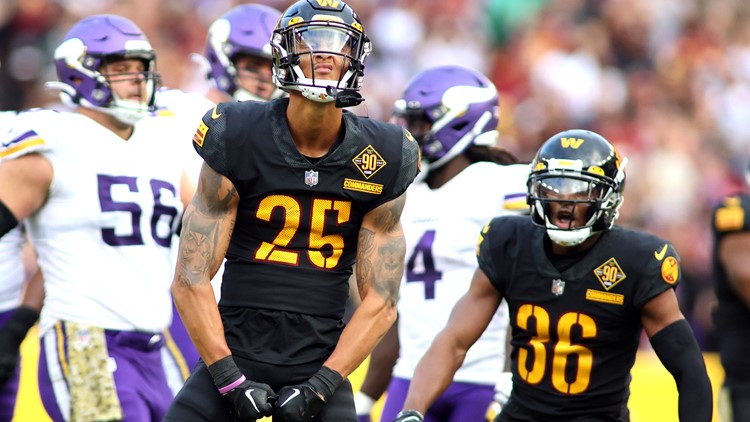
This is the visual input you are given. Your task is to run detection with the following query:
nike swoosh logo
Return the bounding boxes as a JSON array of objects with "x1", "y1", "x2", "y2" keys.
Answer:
[
  {"x1": 280, "y1": 388, "x2": 300, "y2": 407},
  {"x1": 211, "y1": 106, "x2": 222, "y2": 120},
  {"x1": 244, "y1": 389, "x2": 260, "y2": 413},
  {"x1": 654, "y1": 244, "x2": 668, "y2": 261}
]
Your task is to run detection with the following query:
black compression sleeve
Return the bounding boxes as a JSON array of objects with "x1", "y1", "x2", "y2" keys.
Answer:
[
  {"x1": 649, "y1": 319, "x2": 713, "y2": 422},
  {"x1": 0, "y1": 200, "x2": 19, "y2": 238}
]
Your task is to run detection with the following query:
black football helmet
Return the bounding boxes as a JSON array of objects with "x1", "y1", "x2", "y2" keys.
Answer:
[
  {"x1": 527, "y1": 129, "x2": 627, "y2": 246},
  {"x1": 271, "y1": 0, "x2": 371, "y2": 104}
]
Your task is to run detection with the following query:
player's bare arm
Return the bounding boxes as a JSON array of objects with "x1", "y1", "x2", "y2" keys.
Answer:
[
  {"x1": 179, "y1": 169, "x2": 197, "y2": 209},
  {"x1": 356, "y1": 193, "x2": 407, "y2": 301},
  {"x1": 323, "y1": 192, "x2": 407, "y2": 378},
  {"x1": 0, "y1": 154, "x2": 52, "y2": 235},
  {"x1": 640, "y1": 288, "x2": 683, "y2": 336},
  {"x1": 402, "y1": 267, "x2": 503, "y2": 413},
  {"x1": 172, "y1": 162, "x2": 238, "y2": 365},
  {"x1": 358, "y1": 320, "x2": 399, "y2": 404},
  {"x1": 718, "y1": 232, "x2": 750, "y2": 308}
]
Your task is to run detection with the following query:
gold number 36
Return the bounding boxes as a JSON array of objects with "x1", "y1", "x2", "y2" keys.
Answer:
[{"x1": 516, "y1": 304, "x2": 597, "y2": 394}]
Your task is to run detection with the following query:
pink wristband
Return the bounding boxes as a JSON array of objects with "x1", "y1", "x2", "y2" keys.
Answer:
[{"x1": 218, "y1": 375, "x2": 246, "y2": 395}]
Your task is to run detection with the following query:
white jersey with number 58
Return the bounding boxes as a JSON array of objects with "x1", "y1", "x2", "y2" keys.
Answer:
[
  {"x1": 394, "y1": 161, "x2": 529, "y2": 384},
  {"x1": 0, "y1": 109, "x2": 185, "y2": 334}
]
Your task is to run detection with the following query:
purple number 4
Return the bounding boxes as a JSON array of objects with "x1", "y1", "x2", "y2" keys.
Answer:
[{"x1": 406, "y1": 230, "x2": 442, "y2": 299}]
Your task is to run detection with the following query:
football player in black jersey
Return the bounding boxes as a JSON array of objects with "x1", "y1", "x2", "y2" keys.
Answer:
[
  {"x1": 393, "y1": 130, "x2": 712, "y2": 422},
  {"x1": 711, "y1": 181, "x2": 750, "y2": 421},
  {"x1": 164, "y1": 1, "x2": 421, "y2": 421}
]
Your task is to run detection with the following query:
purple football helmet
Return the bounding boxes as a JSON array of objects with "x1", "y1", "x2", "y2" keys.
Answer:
[
  {"x1": 205, "y1": 4, "x2": 283, "y2": 101},
  {"x1": 392, "y1": 65, "x2": 500, "y2": 169},
  {"x1": 51, "y1": 15, "x2": 159, "y2": 124}
]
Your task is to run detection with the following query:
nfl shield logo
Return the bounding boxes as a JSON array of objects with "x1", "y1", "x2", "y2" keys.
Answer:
[
  {"x1": 305, "y1": 169, "x2": 319, "y2": 187},
  {"x1": 551, "y1": 279, "x2": 566, "y2": 296}
]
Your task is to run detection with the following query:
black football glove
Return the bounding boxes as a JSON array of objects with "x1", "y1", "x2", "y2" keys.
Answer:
[
  {"x1": 276, "y1": 366, "x2": 343, "y2": 422},
  {"x1": 208, "y1": 356, "x2": 276, "y2": 421},
  {"x1": 0, "y1": 306, "x2": 38, "y2": 385},
  {"x1": 393, "y1": 410, "x2": 424, "y2": 422}
]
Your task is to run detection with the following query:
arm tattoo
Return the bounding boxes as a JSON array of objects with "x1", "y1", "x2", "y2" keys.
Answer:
[
  {"x1": 199, "y1": 166, "x2": 237, "y2": 215},
  {"x1": 356, "y1": 228, "x2": 375, "y2": 292},
  {"x1": 175, "y1": 167, "x2": 237, "y2": 287},
  {"x1": 372, "y1": 230, "x2": 405, "y2": 308},
  {"x1": 357, "y1": 194, "x2": 408, "y2": 306}
]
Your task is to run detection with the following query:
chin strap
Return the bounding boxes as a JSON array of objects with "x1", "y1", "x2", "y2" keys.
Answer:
[{"x1": 326, "y1": 86, "x2": 364, "y2": 108}]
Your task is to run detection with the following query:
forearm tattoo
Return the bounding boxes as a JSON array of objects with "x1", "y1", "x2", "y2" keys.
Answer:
[
  {"x1": 356, "y1": 228, "x2": 375, "y2": 292},
  {"x1": 373, "y1": 230, "x2": 405, "y2": 307},
  {"x1": 357, "y1": 195, "x2": 407, "y2": 307},
  {"x1": 175, "y1": 169, "x2": 237, "y2": 287}
]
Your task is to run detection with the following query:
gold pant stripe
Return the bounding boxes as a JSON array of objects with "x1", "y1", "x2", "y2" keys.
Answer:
[
  {"x1": 163, "y1": 329, "x2": 191, "y2": 380},
  {"x1": 54, "y1": 322, "x2": 69, "y2": 379}
]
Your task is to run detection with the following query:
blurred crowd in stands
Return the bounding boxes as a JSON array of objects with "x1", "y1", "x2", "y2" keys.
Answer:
[{"x1": 3, "y1": 0, "x2": 749, "y2": 351}]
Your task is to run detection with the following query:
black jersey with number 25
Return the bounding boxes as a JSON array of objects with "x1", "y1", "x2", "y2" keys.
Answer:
[
  {"x1": 477, "y1": 215, "x2": 680, "y2": 421},
  {"x1": 193, "y1": 97, "x2": 420, "y2": 320}
]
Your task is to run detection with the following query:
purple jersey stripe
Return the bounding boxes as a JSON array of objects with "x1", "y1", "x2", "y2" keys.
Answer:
[{"x1": 2, "y1": 130, "x2": 38, "y2": 148}]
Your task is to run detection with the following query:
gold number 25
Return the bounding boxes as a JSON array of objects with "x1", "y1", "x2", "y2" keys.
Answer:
[{"x1": 254, "y1": 195, "x2": 351, "y2": 269}]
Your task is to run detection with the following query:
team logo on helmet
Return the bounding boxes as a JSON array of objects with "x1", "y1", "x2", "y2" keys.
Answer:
[
  {"x1": 393, "y1": 65, "x2": 500, "y2": 169},
  {"x1": 561, "y1": 137, "x2": 584, "y2": 149},
  {"x1": 315, "y1": 0, "x2": 340, "y2": 8}
]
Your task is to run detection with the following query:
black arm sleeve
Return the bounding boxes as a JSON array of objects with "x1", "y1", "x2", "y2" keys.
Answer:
[
  {"x1": 0, "y1": 200, "x2": 19, "y2": 239},
  {"x1": 649, "y1": 319, "x2": 713, "y2": 422}
]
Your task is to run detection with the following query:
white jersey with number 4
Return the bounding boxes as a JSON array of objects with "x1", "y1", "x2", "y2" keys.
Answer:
[
  {"x1": 394, "y1": 161, "x2": 530, "y2": 385},
  {"x1": 0, "y1": 109, "x2": 185, "y2": 334}
]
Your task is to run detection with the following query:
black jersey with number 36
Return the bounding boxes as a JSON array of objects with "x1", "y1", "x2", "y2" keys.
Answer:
[
  {"x1": 192, "y1": 98, "x2": 420, "y2": 320},
  {"x1": 477, "y1": 215, "x2": 680, "y2": 420}
]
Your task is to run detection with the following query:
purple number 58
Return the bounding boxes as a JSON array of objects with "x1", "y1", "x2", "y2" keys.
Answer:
[{"x1": 97, "y1": 174, "x2": 178, "y2": 247}]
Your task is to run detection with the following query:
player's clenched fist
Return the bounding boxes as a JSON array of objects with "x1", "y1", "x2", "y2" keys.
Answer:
[
  {"x1": 276, "y1": 366, "x2": 342, "y2": 422},
  {"x1": 208, "y1": 356, "x2": 276, "y2": 421}
]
